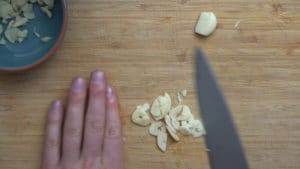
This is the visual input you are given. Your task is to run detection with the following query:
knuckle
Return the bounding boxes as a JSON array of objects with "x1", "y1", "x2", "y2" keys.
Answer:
[
  {"x1": 82, "y1": 157, "x2": 102, "y2": 169},
  {"x1": 45, "y1": 138, "x2": 59, "y2": 150},
  {"x1": 62, "y1": 164, "x2": 81, "y2": 169},
  {"x1": 47, "y1": 114, "x2": 61, "y2": 125},
  {"x1": 88, "y1": 119, "x2": 105, "y2": 134},
  {"x1": 89, "y1": 83, "x2": 106, "y2": 95},
  {"x1": 65, "y1": 127, "x2": 81, "y2": 138},
  {"x1": 70, "y1": 90, "x2": 85, "y2": 103},
  {"x1": 42, "y1": 165, "x2": 57, "y2": 169},
  {"x1": 105, "y1": 125, "x2": 122, "y2": 139}
]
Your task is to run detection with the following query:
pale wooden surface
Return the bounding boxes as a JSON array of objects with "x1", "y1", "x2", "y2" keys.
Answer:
[{"x1": 1, "y1": 0, "x2": 300, "y2": 169}]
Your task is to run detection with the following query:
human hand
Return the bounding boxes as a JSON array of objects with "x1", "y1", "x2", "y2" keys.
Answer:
[{"x1": 42, "y1": 71, "x2": 123, "y2": 169}]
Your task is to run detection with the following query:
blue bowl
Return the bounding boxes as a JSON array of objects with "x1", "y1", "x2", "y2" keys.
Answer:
[{"x1": 0, "y1": 0, "x2": 68, "y2": 72}]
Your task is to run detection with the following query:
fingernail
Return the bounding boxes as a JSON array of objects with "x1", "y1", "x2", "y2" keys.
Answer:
[
  {"x1": 91, "y1": 70, "x2": 105, "y2": 84},
  {"x1": 107, "y1": 86, "x2": 113, "y2": 100},
  {"x1": 52, "y1": 100, "x2": 62, "y2": 109},
  {"x1": 72, "y1": 77, "x2": 85, "y2": 90},
  {"x1": 50, "y1": 100, "x2": 62, "y2": 114}
]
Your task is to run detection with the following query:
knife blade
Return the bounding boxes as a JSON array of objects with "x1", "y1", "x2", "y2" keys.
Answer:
[{"x1": 195, "y1": 48, "x2": 249, "y2": 169}]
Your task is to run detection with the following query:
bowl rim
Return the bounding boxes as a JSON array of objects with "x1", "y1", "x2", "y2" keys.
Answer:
[{"x1": 0, "y1": 0, "x2": 68, "y2": 72}]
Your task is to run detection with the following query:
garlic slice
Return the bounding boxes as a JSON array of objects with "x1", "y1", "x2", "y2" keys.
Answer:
[
  {"x1": 0, "y1": 24, "x2": 3, "y2": 34},
  {"x1": 4, "y1": 27, "x2": 28, "y2": 43},
  {"x1": 170, "y1": 116, "x2": 180, "y2": 130},
  {"x1": 176, "y1": 105, "x2": 192, "y2": 121},
  {"x1": 0, "y1": 38, "x2": 7, "y2": 45},
  {"x1": 169, "y1": 105, "x2": 183, "y2": 118},
  {"x1": 12, "y1": 16, "x2": 28, "y2": 28},
  {"x1": 181, "y1": 89, "x2": 187, "y2": 97},
  {"x1": 165, "y1": 115, "x2": 179, "y2": 141},
  {"x1": 0, "y1": 1, "x2": 14, "y2": 23},
  {"x1": 43, "y1": 0, "x2": 55, "y2": 9},
  {"x1": 131, "y1": 103, "x2": 151, "y2": 126},
  {"x1": 176, "y1": 93, "x2": 182, "y2": 105},
  {"x1": 178, "y1": 125, "x2": 192, "y2": 136},
  {"x1": 195, "y1": 12, "x2": 217, "y2": 36},
  {"x1": 41, "y1": 6, "x2": 52, "y2": 18},
  {"x1": 164, "y1": 115, "x2": 175, "y2": 133},
  {"x1": 150, "y1": 93, "x2": 171, "y2": 120},
  {"x1": 41, "y1": 36, "x2": 52, "y2": 43},
  {"x1": 22, "y1": 3, "x2": 35, "y2": 19},
  {"x1": 149, "y1": 121, "x2": 165, "y2": 136},
  {"x1": 190, "y1": 119, "x2": 206, "y2": 138},
  {"x1": 157, "y1": 131, "x2": 167, "y2": 152}
]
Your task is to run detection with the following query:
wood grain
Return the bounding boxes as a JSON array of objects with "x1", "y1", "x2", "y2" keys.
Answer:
[{"x1": 1, "y1": 0, "x2": 300, "y2": 169}]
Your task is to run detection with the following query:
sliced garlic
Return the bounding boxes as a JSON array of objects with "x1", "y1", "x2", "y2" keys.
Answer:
[
  {"x1": 41, "y1": 6, "x2": 52, "y2": 18},
  {"x1": 234, "y1": 20, "x2": 241, "y2": 30},
  {"x1": 169, "y1": 105, "x2": 183, "y2": 118},
  {"x1": 24, "y1": 11, "x2": 35, "y2": 19},
  {"x1": 0, "y1": 1, "x2": 14, "y2": 23},
  {"x1": 0, "y1": 24, "x2": 3, "y2": 34},
  {"x1": 176, "y1": 105, "x2": 192, "y2": 121},
  {"x1": 0, "y1": 38, "x2": 7, "y2": 45},
  {"x1": 150, "y1": 92, "x2": 171, "y2": 120},
  {"x1": 131, "y1": 91, "x2": 206, "y2": 153},
  {"x1": 41, "y1": 36, "x2": 52, "y2": 43},
  {"x1": 170, "y1": 116, "x2": 180, "y2": 130},
  {"x1": 190, "y1": 119, "x2": 206, "y2": 138},
  {"x1": 178, "y1": 125, "x2": 192, "y2": 136},
  {"x1": 17, "y1": 29, "x2": 28, "y2": 43},
  {"x1": 37, "y1": 0, "x2": 44, "y2": 5},
  {"x1": 157, "y1": 131, "x2": 167, "y2": 152},
  {"x1": 33, "y1": 28, "x2": 41, "y2": 38},
  {"x1": 181, "y1": 89, "x2": 187, "y2": 97},
  {"x1": 195, "y1": 12, "x2": 217, "y2": 36},
  {"x1": 158, "y1": 93, "x2": 171, "y2": 114},
  {"x1": 164, "y1": 115, "x2": 175, "y2": 133},
  {"x1": 131, "y1": 103, "x2": 151, "y2": 127},
  {"x1": 166, "y1": 125, "x2": 180, "y2": 141},
  {"x1": 12, "y1": 16, "x2": 28, "y2": 28},
  {"x1": 165, "y1": 115, "x2": 180, "y2": 141},
  {"x1": 176, "y1": 93, "x2": 182, "y2": 105},
  {"x1": 149, "y1": 121, "x2": 165, "y2": 136},
  {"x1": 12, "y1": 0, "x2": 27, "y2": 11},
  {"x1": 4, "y1": 27, "x2": 28, "y2": 43},
  {"x1": 22, "y1": 3, "x2": 35, "y2": 19},
  {"x1": 43, "y1": 0, "x2": 55, "y2": 9}
]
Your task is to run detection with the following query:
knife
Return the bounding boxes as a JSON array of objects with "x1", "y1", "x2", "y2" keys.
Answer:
[{"x1": 196, "y1": 49, "x2": 249, "y2": 169}]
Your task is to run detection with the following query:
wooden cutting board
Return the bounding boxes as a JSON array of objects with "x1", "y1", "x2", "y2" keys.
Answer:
[{"x1": 0, "y1": 0, "x2": 299, "y2": 169}]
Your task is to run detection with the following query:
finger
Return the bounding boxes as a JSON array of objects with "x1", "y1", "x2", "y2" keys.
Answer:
[
  {"x1": 43, "y1": 100, "x2": 64, "y2": 168},
  {"x1": 62, "y1": 77, "x2": 87, "y2": 161},
  {"x1": 103, "y1": 86, "x2": 123, "y2": 168},
  {"x1": 82, "y1": 70, "x2": 107, "y2": 158}
]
